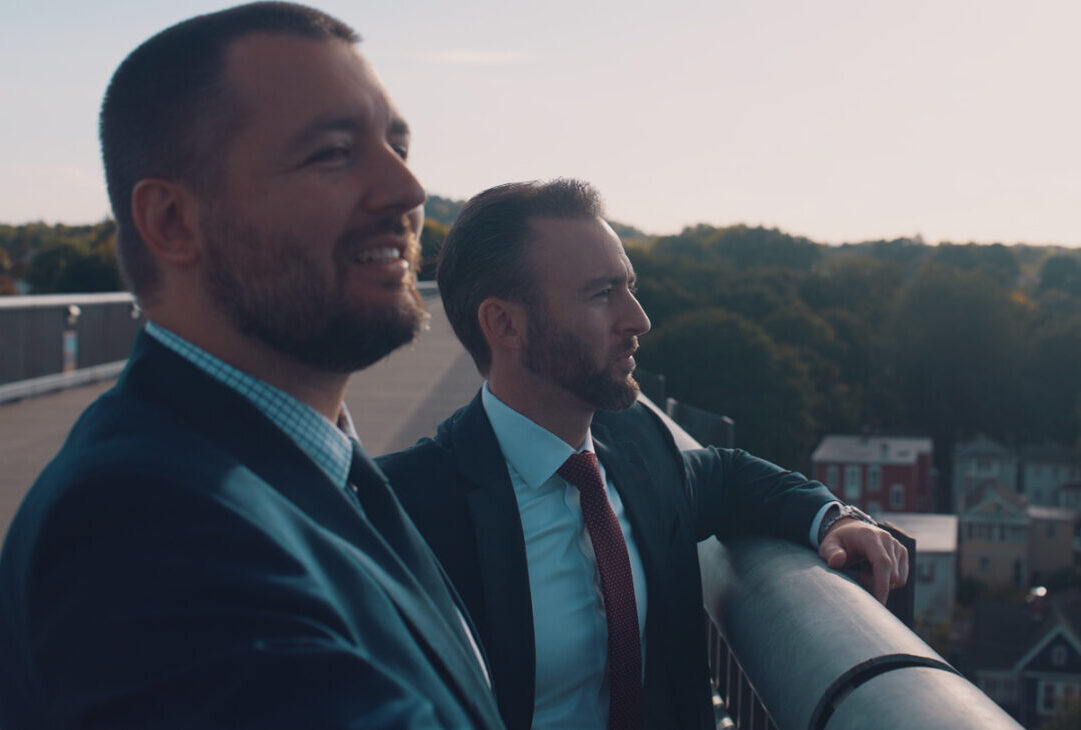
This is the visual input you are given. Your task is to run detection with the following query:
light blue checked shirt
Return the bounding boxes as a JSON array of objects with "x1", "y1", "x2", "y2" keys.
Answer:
[{"x1": 144, "y1": 322, "x2": 355, "y2": 490}]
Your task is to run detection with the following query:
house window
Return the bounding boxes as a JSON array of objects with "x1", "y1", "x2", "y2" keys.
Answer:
[
  {"x1": 826, "y1": 465, "x2": 839, "y2": 489},
  {"x1": 1040, "y1": 681, "x2": 1057, "y2": 715},
  {"x1": 979, "y1": 556, "x2": 990, "y2": 573},
  {"x1": 844, "y1": 466, "x2": 861, "y2": 500},
  {"x1": 868, "y1": 465, "x2": 882, "y2": 492},
  {"x1": 1038, "y1": 681, "x2": 1081, "y2": 715},
  {"x1": 867, "y1": 501, "x2": 882, "y2": 514},
  {"x1": 1047, "y1": 522, "x2": 1057, "y2": 538},
  {"x1": 1052, "y1": 644, "x2": 1068, "y2": 667},
  {"x1": 918, "y1": 562, "x2": 935, "y2": 582},
  {"x1": 890, "y1": 483, "x2": 905, "y2": 510}
]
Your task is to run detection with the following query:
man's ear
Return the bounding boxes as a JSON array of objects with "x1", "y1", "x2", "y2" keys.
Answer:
[
  {"x1": 478, "y1": 297, "x2": 528, "y2": 356},
  {"x1": 130, "y1": 179, "x2": 203, "y2": 266}
]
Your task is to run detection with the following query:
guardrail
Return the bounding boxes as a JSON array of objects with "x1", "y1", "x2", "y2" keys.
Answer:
[
  {"x1": 0, "y1": 284, "x2": 442, "y2": 403},
  {"x1": 641, "y1": 398, "x2": 1021, "y2": 730},
  {"x1": 0, "y1": 292, "x2": 142, "y2": 387}
]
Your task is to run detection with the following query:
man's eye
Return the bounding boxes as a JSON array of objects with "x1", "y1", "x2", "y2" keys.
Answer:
[
  {"x1": 309, "y1": 145, "x2": 351, "y2": 164},
  {"x1": 593, "y1": 288, "x2": 612, "y2": 300},
  {"x1": 390, "y1": 143, "x2": 409, "y2": 161}
]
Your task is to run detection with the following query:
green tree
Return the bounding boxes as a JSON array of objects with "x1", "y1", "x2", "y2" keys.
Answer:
[
  {"x1": 1026, "y1": 315, "x2": 1081, "y2": 444},
  {"x1": 1039, "y1": 254, "x2": 1081, "y2": 297},
  {"x1": 639, "y1": 307, "x2": 818, "y2": 470},
  {"x1": 883, "y1": 265, "x2": 1026, "y2": 505},
  {"x1": 418, "y1": 219, "x2": 447, "y2": 280}
]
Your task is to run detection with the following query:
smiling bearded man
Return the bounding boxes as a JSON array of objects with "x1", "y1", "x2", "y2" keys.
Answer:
[{"x1": 0, "y1": 4, "x2": 503, "y2": 729}]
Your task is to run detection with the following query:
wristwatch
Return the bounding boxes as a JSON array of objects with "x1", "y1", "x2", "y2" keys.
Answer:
[{"x1": 818, "y1": 503, "x2": 878, "y2": 544}]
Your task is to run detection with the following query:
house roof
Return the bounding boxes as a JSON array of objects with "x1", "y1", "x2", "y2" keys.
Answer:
[
  {"x1": 962, "y1": 483, "x2": 1027, "y2": 514},
  {"x1": 877, "y1": 512, "x2": 957, "y2": 553},
  {"x1": 1027, "y1": 505, "x2": 1078, "y2": 522},
  {"x1": 966, "y1": 602, "x2": 1044, "y2": 670},
  {"x1": 1019, "y1": 443, "x2": 1081, "y2": 464},
  {"x1": 812, "y1": 434, "x2": 932, "y2": 465},
  {"x1": 955, "y1": 434, "x2": 1014, "y2": 459}
]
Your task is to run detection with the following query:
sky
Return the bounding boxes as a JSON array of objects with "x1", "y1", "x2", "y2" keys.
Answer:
[{"x1": 2, "y1": 0, "x2": 1079, "y2": 246}]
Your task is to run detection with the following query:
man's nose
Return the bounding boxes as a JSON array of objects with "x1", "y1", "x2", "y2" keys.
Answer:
[
  {"x1": 623, "y1": 293, "x2": 651, "y2": 337},
  {"x1": 360, "y1": 144, "x2": 426, "y2": 217}
]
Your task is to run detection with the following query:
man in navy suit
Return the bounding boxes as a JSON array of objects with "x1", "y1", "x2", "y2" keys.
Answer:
[
  {"x1": 0, "y1": 4, "x2": 503, "y2": 728},
  {"x1": 377, "y1": 180, "x2": 909, "y2": 730}
]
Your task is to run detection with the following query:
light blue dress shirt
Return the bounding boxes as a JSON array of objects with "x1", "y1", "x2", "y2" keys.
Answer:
[{"x1": 481, "y1": 384, "x2": 647, "y2": 730}]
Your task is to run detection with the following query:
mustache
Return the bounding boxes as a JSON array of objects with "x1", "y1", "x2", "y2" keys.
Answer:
[{"x1": 612, "y1": 336, "x2": 639, "y2": 360}]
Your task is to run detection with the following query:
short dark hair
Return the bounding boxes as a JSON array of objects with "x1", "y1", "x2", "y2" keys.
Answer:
[
  {"x1": 437, "y1": 179, "x2": 604, "y2": 374},
  {"x1": 100, "y1": 2, "x2": 358, "y2": 302}
]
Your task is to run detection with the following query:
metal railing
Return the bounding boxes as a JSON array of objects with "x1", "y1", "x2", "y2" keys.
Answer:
[
  {"x1": 0, "y1": 285, "x2": 443, "y2": 403},
  {"x1": 0, "y1": 292, "x2": 142, "y2": 387},
  {"x1": 642, "y1": 398, "x2": 1021, "y2": 729}
]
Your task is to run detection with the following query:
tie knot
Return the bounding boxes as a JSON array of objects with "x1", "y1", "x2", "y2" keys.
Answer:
[{"x1": 557, "y1": 451, "x2": 604, "y2": 494}]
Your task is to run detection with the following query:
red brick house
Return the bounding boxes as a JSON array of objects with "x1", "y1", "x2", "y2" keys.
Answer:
[{"x1": 811, "y1": 434, "x2": 935, "y2": 513}]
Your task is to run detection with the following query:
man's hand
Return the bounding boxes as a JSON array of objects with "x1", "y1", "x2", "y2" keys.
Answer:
[{"x1": 818, "y1": 518, "x2": 909, "y2": 604}]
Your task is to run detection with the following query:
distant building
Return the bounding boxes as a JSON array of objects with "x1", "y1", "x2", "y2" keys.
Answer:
[
  {"x1": 964, "y1": 593, "x2": 1081, "y2": 727},
  {"x1": 1021, "y1": 443, "x2": 1081, "y2": 508},
  {"x1": 1028, "y1": 505, "x2": 1078, "y2": 584},
  {"x1": 1060, "y1": 482, "x2": 1081, "y2": 513},
  {"x1": 959, "y1": 484, "x2": 1029, "y2": 589},
  {"x1": 878, "y1": 512, "x2": 957, "y2": 627},
  {"x1": 812, "y1": 434, "x2": 934, "y2": 513},
  {"x1": 953, "y1": 434, "x2": 1018, "y2": 513}
]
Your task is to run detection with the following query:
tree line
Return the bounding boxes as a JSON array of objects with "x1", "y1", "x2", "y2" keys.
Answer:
[
  {"x1": 629, "y1": 227, "x2": 1081, "y2": 503},
  {"x1": 5, "y1": 202, "x2": 1080, "y2": 502}
]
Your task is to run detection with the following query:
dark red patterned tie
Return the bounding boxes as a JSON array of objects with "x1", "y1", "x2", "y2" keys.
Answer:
[{"x1": 558, "y1": 451, "x2": 644, "y2": 730}]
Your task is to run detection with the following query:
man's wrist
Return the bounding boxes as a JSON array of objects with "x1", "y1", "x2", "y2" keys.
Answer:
[{"x1": 817, "y1": 504, "x2": 878, "y2": 544}]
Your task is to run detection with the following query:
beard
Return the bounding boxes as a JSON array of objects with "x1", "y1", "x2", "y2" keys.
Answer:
[
  {"x1": 522, "y1": 311, "x2": 640, "y2": 412},
  {"x1": 201, "y1": 211, "x2": 427, "y2": 373}
]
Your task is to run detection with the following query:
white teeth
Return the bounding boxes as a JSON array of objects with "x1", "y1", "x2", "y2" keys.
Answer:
[{"x1": 355, "y1": 247, "x2": 402, "y2": 263}]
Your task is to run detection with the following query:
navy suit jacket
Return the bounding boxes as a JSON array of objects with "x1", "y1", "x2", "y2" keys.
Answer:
[
  {"x1": 0, "y1": 332, "x2": 504, "y2": 730},
  {"x1": 377, "y1": 393, "x2": 836, "y2": 730}
]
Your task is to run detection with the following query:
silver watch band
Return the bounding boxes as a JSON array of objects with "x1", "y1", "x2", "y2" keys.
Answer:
[{"x1": 818, "y1": 503, "x2": 877, "y2": 544}]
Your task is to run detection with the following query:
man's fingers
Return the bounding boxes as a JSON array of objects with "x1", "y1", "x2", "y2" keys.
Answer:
[
  {"x1": 899, "y1": 542, "x2": 910, "y2": 584},
  {"x1": 820, "y1": 523, "x2": 912, "y2": 603},
  {"x1": 824, "y1": 546, "x2": 848, "y2": 569},
  {"x1": 871, "y1": 550, "x2": 891, "y2": 604}
]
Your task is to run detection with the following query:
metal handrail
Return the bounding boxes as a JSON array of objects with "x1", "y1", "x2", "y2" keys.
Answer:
[{"x1": 640, "y1": 396, "x2": 1021, "y2": 729}]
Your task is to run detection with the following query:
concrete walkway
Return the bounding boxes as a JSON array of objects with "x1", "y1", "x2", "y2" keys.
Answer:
[{"x1": 0, "y1": 299, "x2": 481, "y2": 542}]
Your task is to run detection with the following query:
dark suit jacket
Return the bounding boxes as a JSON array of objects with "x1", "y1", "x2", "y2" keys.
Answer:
[
  {"x1": 0, "y1": 332, "x2": 504, "y2": 730},
  {"x1": 377, "y1": 392, "x2": 836, "y2": 730}
]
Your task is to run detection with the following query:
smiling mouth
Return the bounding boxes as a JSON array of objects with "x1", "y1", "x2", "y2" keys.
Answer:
[{"x1": 353, "y1": 246, "x2": 404, "y2": 264}]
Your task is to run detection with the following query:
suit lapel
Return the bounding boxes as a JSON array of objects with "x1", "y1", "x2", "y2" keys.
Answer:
[
  {"x1": 120, "y1": 333, "x2": 501, "y2": 728},
  {"x1": 451, "y1": 394, "x2": 537, "y2": 730}
]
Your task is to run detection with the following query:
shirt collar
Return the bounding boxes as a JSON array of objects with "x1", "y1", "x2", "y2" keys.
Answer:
[
  {"x1": 144, "y1": 321, "x2": 355, "y2": 489},
  {"x1": 481, "y1": 382, "x2": 594, "y2": 490}
]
